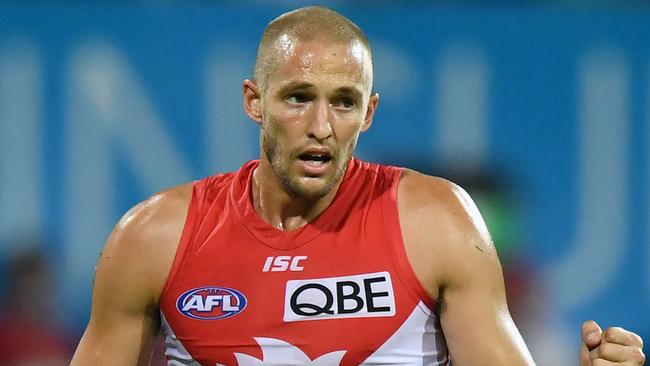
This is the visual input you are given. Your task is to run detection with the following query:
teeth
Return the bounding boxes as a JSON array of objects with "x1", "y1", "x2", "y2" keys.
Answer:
[
  {"x1": 305, "y1": 159, "x2": 325, "y2": 165},
  {"x1": 300, "y1": 153, "x2": 329, "y2": 161}
]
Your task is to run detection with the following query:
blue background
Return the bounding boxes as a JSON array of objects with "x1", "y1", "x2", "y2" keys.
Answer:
[{"x1": 0, "y1": 3, "x2": 648, "y2": 364}]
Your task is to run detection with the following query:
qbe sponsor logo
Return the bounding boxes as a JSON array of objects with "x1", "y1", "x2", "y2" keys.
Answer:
[
  {"x1": 283, "y1": 271, "x2": 395, "y2": 322},
  {"x1": 176, "y1": 286, "x2": 247, "y2": 320}
]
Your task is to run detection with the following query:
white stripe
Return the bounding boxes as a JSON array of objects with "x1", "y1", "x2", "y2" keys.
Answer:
[
  {"x1": 63, "y1": 40, "x2": 192, "y2": 309},
  {"x1": 435, "y1": 44, "x2": 488, "y2": 170},
  {"x1": 0, "y1": 39, "x2": 42, "y2": 247},
  {"x1": 546, "y1": 46, "x2": 628, "y2": 310},
  {"x1": 161, "y1": 312, "x2": 202, "y2": 366},
  {"x1": 204, "y1": 43, "x2": 256, "y2": 173},
  {"x1": 361, "y1": 302, "x2": 449, "y2": 365},
  {"x1": 647, "y1": 59, "x2": 650, "y2": 299}
]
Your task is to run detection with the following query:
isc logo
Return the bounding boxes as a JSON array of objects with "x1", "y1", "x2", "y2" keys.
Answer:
[
  {"x1": 176, "y1": 286, "x2": 247, "y2": 320},
  {"x1": 262, "y1": 255, "x2": 307, "y2": 272},
  {"x1": 283, "y1": 271, "x2": 395, "y2": 322}
]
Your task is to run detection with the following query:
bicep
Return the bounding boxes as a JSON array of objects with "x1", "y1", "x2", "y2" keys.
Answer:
[
  {"x1": 439, "y1": 249, "x2": 532, "y2": 366},
  {"x1": 71, "y1": 224, "x2": 160, "y2": 365},
  {"x1": 438, "y1": 186, "x2": 534, "y2": 366}
]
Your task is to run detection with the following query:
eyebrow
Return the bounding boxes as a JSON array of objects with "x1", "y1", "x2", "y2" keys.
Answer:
[
  {"x1": 276, "y1": 81, "x2": 364, "y2": 99},
  {"x1": 332, "y1": 86, "x2": 363, "y2": 100},
  {"x1": 276, "y1": 81, "x2": 314, "y2": 95}
]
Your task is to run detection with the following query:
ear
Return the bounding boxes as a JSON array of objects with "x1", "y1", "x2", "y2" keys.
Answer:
[
  {"x1": 360, "y1": 92, "x2": 379, "y2": 132},
  {"x1": 243, "y1": 79, "x2": 263, "y2": 125}
]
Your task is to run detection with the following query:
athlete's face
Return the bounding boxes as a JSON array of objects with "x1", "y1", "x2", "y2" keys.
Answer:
[{"x1": 245, "y1": 37, "x2": 379, "y2": 200}]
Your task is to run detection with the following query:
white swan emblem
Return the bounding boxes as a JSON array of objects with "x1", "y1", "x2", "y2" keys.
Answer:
[{"x1": 233, "y1": 337, "x2": 346, "y2": 365}]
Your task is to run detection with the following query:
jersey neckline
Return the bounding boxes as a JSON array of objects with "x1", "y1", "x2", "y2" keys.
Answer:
[{"x1": 229, "y1": 157, "x2": 360, "y2": 250}]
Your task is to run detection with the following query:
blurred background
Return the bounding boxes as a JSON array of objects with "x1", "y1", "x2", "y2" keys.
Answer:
[{"x1": 0, "y1": 1, "x2": 648, "y2": 365}]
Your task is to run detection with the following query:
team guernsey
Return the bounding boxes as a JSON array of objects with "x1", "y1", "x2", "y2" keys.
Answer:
[{"x1": 159, "y1": 157, "x2": 451, "y2": 366}]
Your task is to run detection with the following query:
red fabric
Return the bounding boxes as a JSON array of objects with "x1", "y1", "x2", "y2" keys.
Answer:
[{"x1": 160, "y1": 158, "x2": 434, "y2": 365}]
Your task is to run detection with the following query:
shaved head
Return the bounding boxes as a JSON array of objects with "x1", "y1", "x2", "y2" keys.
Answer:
[
  {"x1": 242, "y1": 6, "x2": 380, "y2": 203},
  {"x1": 254, "y1": 6, "x2": 373, "y2": 93}
]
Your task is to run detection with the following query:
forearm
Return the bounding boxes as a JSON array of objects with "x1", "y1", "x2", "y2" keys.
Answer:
[
  {"x1": 71, "y1": 317, "x2": 157, "y2": 366},
  {"x1": 443, "y1": 311, "x2": 535, "y2": 366}
]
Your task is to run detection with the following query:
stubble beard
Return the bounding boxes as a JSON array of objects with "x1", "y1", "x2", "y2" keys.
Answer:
[{"x1": 261, "y1": 129, "x2": 351, "y2": 201}]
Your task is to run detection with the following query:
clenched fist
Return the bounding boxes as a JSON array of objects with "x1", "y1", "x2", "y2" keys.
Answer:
[{"x1": 581, "y1": 320, "x2": 645, "y2": 365}]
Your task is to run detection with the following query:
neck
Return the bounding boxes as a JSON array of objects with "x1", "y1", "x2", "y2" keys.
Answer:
[{"x1": 251, "y1": 157, "x2": 344, "y2": 231}]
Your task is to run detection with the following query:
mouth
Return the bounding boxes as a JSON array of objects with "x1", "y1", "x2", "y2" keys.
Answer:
[
  {"x1": 298, "y1": 152, "x2": 332, "y2": 164},
  {"x1": 297, "y1": 149, "x2": 333, "y2": 176}
]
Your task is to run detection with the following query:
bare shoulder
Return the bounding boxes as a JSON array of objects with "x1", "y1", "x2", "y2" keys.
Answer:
[
  {"x1": 397, "y1": 168, "x2": 494, "y2": 255},
  {"x1": 71, "y1": 183, "x2": 193, "y2": 365},
  {"x1": 96, "y1": 182, "x2": 193, "y2": 306},
  {"x1": 397, "y1": 169, "x2": 499, "y2": 298},
  {"x1": 113, "y1": 183, "x2": 193, "y2": 248}
]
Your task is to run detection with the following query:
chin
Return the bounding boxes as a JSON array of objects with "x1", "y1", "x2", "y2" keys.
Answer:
[{"x1": 284, "y1": 176, "x2": 335, "y2": 200}]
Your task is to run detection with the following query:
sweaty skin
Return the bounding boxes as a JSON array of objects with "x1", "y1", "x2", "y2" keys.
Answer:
[
  {"x1": 245, "y1": 39, "x2": 376, "y2": 230},
  {"x1": 398, "y1": 171, "x2": 535, "y2": 365},
  {"x1": 71, "y1": 34, "x2": 645, "y2": 366},
  {"x1": 71, "y1": 186, "x2": 190, "y2": 365}
]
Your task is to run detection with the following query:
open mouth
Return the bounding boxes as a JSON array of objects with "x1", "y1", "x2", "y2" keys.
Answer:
[
  {"x1": 298, "y1": 152, "x2": 332, "y2": 165},
  {"x1": 297, "y1": 150, "x2": 333, "y2": 176}
]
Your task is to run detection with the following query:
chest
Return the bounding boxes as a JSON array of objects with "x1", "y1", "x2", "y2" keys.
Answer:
[{"x1": 160, "y1": 223, "x2": 445, "y2": 365}]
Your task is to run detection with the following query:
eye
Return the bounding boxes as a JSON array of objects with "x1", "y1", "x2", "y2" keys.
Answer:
[
  {"x1": 285, "y1": 93, "x2": 311, "y2": 105},
  {"x1": 333, "y1": 97, "x2": 356, "y2": 109}
]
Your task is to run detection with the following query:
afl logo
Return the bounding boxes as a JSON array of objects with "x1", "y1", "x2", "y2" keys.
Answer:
[{"x1": 176, "y1": 286, "x2": 247, "y2": 320}]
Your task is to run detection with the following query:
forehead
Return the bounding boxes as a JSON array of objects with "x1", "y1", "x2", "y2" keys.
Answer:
[{"x1": 267, "y1": 37, "x2": 372, "y2": 92}]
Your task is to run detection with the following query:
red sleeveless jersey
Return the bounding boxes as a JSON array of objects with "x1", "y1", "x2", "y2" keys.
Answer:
[{"x1": 159, "y1": 157, "x2": 450, "y2": 365}]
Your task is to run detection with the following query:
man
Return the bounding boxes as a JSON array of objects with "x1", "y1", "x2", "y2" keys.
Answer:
[{"x1": 71, "y1": 6, "x2": 645, "y2": 366}]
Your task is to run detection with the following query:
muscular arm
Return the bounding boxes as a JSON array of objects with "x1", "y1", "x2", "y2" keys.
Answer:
[
  {"x1": 399, "y1": 171, "x2": 535, "y2": 366},
  {"x1": 71, "y1": 185, "x2": 191, "y2": 365}
]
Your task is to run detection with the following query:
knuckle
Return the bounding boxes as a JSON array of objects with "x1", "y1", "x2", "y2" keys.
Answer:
[
  {"x1": 604, "y1": 327, "x2": 619, "y2": 342},
  {"x1": 597, "y1": 343, "x2": 614, "y2": 357},
  {"x1": 633, "y1": 348, "x2": 645, "y2": 364}
]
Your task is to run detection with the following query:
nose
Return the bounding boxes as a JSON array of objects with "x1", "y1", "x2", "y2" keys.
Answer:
[{"x1": 306, "y1": 99, "x2": 333, "y2": 141}]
